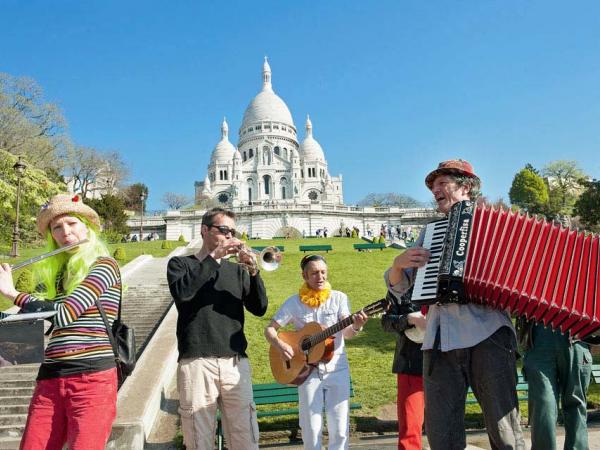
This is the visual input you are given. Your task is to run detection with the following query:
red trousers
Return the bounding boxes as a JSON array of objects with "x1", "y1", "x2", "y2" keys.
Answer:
[
  {"x1": 397, "y1": 373, "x2": 424, "y2": 450},
  {"x1": 20, "y1": 368, "x2": 117, "y2": 450}
]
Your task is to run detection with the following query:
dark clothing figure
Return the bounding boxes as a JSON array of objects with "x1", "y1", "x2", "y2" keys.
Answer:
[
  {"x1": 518, "y1": 319, "x2": 593, "y2": 450},
  {"x1": 381, "y1": 292, "x2": 424, "y2": 450}
]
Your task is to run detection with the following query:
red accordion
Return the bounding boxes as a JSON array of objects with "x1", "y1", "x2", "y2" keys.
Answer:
[{"x1": 412, "y1": 200, "x2": 600, "y2": 340}]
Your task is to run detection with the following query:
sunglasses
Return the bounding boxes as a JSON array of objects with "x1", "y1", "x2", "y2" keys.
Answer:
[{"x1": 209, "y1": 224, "x2": 237, "y2": 236}]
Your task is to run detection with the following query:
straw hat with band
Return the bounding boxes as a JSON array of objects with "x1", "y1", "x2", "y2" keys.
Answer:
[
  {"x1": 37, "y1": 194, "x2": 101, "y2": 235},
  {"x1": 425, "y1": 159, "x2": 480, "y2": 189}
]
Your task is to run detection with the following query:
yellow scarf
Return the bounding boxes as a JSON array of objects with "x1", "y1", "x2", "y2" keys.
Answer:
[{"x1": 299, "y1": 282, "x2": 332, "y2": 308}]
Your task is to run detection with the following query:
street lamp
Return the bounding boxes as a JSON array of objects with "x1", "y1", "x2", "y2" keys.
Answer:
[
  {"x1": 139, "y1": 192, "x2": 146, "y2": 242},
  {"x1": 10, "y1": 157, "x2": 27, "y2": 258}
]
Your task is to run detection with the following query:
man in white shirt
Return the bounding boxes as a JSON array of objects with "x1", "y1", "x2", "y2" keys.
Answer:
[{"x1": 265, "y1": 255, "x2": 368, "y2": 450}]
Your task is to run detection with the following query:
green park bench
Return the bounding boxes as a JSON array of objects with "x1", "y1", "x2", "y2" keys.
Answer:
[
  {"x1": 353, "y1": 243, "x2": 385, "y2": 251},
  {"x1": 299, "y1": 244, "x2": 333, "y2": 253},
  {"x1": 466, "y1": 363, "x2": 600, "y2": 405},
  {"x1": 251, "y1": 245, "x2": 285, "y2": 252},
  {"x1": 216, "y1": 381, "x2": 361, "y2": 449}
]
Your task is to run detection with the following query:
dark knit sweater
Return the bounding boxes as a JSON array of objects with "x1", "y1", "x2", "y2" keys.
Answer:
[{"x1": 167, "y1": 255, "x2": 268, "y2": 360}]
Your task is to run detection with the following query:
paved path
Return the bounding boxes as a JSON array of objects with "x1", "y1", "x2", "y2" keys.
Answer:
[{"x1": 259, "y1": 421, "x2": 600, "y2": 449}]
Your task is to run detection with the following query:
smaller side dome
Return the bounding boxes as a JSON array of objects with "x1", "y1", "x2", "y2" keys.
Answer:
[
  {"x1": 299, "y1": 114, "x2": 325, "y2": 161},
  {"x1": 210, "y1": 117, "x2": 236, "y2": 163}
]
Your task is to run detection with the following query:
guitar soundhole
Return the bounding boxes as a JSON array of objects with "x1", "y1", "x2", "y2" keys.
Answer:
[
  {"x1": 285, "y1": 360, "x2": 290, "y2": 369},
  {"x1": 301, "y1": 337, "x2": 311, "y2": 352}
]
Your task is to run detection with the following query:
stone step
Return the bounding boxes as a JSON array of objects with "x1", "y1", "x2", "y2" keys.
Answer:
[
  {"x1": 0, "y1": 414, "x2": 27, "y2": 427},
  {"x1": 0, "y1": 424, "x2": 24, "y2": 439},
  {"x1": 0, "y1": 396, "x2": 33, "y2": 406},
  {"x1": 0, "y1": 387, "x2": 35, "y2": 397},
  {"x1": 0, "y1": 436, "x2": 20, "y2": 449},
  {"x1": 0, "y1": 404, "x2": 28, "y2": 415},
  {"x1": 0, "y1": 380, "x2": 35, "y2": 388},
  {"x1": 0, "y1": 364, "x2": 39, "y2": 374}
]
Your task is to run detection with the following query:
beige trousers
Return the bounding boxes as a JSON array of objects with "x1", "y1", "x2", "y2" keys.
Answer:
[{"x1": 177, "y1": 356, "x2": 259, "y2": 450}]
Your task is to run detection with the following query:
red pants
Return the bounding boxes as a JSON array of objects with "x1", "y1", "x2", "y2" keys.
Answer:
[
  {"x1": 20, "y1": 368, "x2": 117, "y2": 450},
  {"x1": 397, "y1": 373, "x2": 424, "y2": 450}
]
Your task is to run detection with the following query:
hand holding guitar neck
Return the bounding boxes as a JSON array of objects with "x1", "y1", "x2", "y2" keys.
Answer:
[{"x1": 269, "y1": 298, "x2": 389, "y2": 385}]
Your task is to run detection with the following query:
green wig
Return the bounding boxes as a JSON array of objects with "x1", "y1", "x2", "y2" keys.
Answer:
[{"x1": 34, "y1": 217, "x2": 111, "y2": 300}]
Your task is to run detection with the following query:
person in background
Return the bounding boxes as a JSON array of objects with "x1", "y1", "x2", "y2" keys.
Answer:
[
  {"x1": 518, "y1": 318, "x2": 593, "y2": 450},
  {"x1": 0, "y1": 194, "x2": 121, "y2": 450},
  {"x1": 381, "y1": 287, "x2": 427, "y2": 450},
  {"x1": 167, "y1": 207, "x2": 268, "y2": 450},
  {"x1": 264, "y1": 255, "x2": 368, "y2": 450}
]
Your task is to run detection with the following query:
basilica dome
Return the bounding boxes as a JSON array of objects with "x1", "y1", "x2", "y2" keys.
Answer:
[
  {"x1": 299, "y1": 115, "x2": 325, "y2": 161},
  {"x1": 241, "y1": 58, "x2": 294, "y2": 129},
  {"x1": 210, "y1": 118, "x2": 236, "y2": 163}
]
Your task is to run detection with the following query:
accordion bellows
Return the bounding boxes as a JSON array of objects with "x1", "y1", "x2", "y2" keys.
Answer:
[{"x1": 424, "y1": 201, "x2": 600, "y2": 340}]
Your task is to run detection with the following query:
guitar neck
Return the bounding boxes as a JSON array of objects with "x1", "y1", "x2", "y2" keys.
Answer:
[
  {"x1": 302, "y1": 316, "x2": 354, "y2": 351},
  {"x1": 300, "y1": 298, "x2": 387, "y2": 352}
]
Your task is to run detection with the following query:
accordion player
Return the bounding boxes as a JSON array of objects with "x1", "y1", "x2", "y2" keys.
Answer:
[{"x1": 411, "y1": 199, "x2": 600, "y2": 340}]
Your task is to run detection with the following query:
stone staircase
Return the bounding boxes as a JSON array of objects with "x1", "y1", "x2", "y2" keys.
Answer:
[
  {"x1": 0, "y1": 364, "x2": 38, "y2": 449},
  {"x1": 0, "y1": 274, "x2": 173, "y2": 449}
]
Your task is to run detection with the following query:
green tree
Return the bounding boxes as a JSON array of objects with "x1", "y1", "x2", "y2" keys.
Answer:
[
  {"x1": 542, "y1": 160, "x2": 587, "y2": 216},
  {"x1": 0, "y1": 150, "x2": 65, "y2": 245},
  {"x1": 509, "y1": 167, "x2": 549, "y2": 214},
  {"x1": 573, "y1": 179, "x2": 600, "y2": 232},
  {"x1": 86, "y1": 194, "x2": 129, "y2": 234}
]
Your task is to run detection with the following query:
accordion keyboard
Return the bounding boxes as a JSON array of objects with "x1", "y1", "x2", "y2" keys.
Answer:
[{"x1": 411, "y1": 219, "x2": 449, "y2": 303}]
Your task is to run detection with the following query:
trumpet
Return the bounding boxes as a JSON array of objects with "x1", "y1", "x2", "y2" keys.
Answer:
[{"x1": 230, "y1": 245, "x2": 283, "y2": 273}]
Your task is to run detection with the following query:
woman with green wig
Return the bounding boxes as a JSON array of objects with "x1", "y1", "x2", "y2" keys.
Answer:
[{"x1": 0, "y1": 194, "x2": 121, "y2": 450}]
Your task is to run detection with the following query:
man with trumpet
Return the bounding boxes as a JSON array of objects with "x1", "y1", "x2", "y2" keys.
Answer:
[{"x1": 166, "y1": 207, "x2": 268, "y2": 450}]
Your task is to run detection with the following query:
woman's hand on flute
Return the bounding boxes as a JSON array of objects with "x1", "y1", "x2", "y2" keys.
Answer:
[{"x1": 0, "y1": 264, "x2": 19, "y2": 301}]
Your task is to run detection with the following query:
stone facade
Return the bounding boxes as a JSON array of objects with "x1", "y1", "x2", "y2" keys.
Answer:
[{"x1": 195, "y1": 58, "x2": 343, "y2": 207}]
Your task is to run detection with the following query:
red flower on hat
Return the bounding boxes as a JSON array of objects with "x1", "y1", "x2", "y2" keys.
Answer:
[{"x1": 72, "y1": 195, "x2": 80, "y2": 202}]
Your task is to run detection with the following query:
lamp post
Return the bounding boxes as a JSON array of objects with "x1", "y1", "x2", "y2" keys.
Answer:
[
  {"x1": 139, "y1": 192, "x2": 146, "y2": 242},
  {"x1": 10, "y1": 157, "x2": 27, "y2": 258}
]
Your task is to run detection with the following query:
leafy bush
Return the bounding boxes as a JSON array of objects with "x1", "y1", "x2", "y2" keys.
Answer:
[
  {"x1": 113, "y1": 247, "x2": 127, "y2": 261},
  {"x1": 351, "y1": 229, "x2": 358, "y2": 238},
  {"x1": 178, "y1": 234, "x2": 186, "y2": 243},
  {"x1": 102, "y1": 230, "x2": 124, "y2": 244},
  {"x1": 15, "y1": 269, "x2": 34, "y2": 293},
  {"x1": 241, "y1": 231, "x2": 248, "y2": 240},
  {"x1": 161, "y1": 241, "x2": 172, "y2": 250}
]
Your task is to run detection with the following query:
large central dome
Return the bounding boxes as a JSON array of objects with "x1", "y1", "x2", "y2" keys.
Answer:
[{"x1": 240, "y1": 58, "x2": 294, "y2": 130}]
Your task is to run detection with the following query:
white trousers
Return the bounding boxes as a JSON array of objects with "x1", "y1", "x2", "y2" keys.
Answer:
[
  {"x1": 177, "y1": 356, "x2": 259, "y2": 450},
  {"x1": 298, "y1": 367, "x2": 350, "y2": 450}
]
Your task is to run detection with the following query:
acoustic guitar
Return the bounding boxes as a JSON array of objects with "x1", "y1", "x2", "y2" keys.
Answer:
[{"x1": 269, "y1": 298, "x2": 389, "y2": 385}]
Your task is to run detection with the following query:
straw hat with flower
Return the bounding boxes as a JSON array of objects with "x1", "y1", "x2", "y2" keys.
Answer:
[{"x1": 37, "y1": 194, "x2": 101, "y2": 235}]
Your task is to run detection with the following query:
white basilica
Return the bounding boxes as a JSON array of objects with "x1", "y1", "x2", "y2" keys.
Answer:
[{"x1": 195, "y1": 58, "x2": 344, "y2": 207}]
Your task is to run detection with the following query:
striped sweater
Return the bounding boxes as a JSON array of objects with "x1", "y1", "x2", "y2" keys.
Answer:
[{"x1": 14, "y1": 257, "x2": 121, "y2": 371}]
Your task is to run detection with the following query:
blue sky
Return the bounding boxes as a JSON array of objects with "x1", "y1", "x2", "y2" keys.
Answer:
[{"x1": 2, "y1": 1, "x2": 599, "y2": 211}]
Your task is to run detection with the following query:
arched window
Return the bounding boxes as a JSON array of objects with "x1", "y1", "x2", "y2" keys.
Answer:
[
  {"x1": 280, "y1": 177, "x2": 288, "y2": 199},
  {"x1": 243, "y1": 151, "x2": 247, "y2": 162},
  {"x1": 284, "y1": 148, "x2": 288, "y2": 159},
  {"x1": 274, "y1": 146, "x2": 280, "y2": 156},
  {"x1": 263, "y1": 147, "x2": 271, "y2": 165},
  {"x1": 249, "y1": 148, "x2": 254, "y2": 158},
  {"x1": 247, "y1": 178, "x2": 253, "y2": 204},
  {"x1": 263, "y1": 175, "x2": 271, "y2": 195}
]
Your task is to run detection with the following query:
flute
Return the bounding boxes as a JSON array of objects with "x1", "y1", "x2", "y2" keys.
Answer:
[{"x1": 9, "y1": 239, "x2": 89, "y2": 271}]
